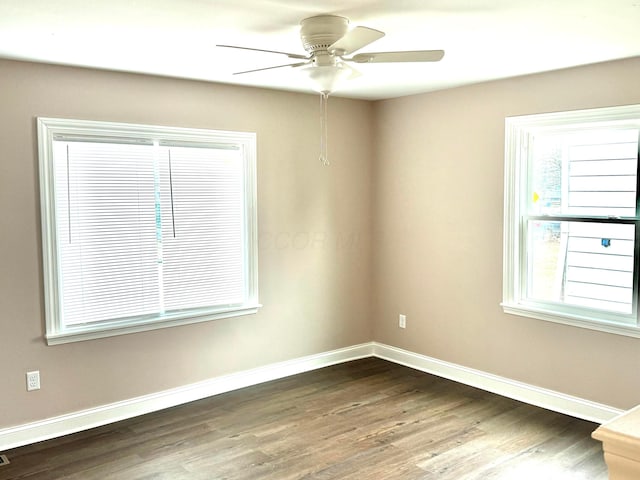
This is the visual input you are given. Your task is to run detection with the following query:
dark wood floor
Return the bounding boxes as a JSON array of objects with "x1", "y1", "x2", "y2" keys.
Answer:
[{"x1": 1, "y1": 358, "x2": 607, "y2": 479}]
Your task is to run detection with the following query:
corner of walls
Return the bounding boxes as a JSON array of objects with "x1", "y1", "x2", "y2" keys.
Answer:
[
  {"x1": 368, "y1": 56, "x2": 640, "y2": 410},
  {"x1": 0, "y1": 59, "x2": 374, "y2": 433}
]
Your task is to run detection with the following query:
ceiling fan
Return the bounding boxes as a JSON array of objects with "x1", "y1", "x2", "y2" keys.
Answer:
[{"x1": 218, "y1": 15, "x2": 444, "y2": 165}]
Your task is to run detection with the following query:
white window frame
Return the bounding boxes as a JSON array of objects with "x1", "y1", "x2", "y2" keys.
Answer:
[
  {"x1": 502, "y1": 104, "x2": 640, "y2": 337},
  {"x1": 38, "y1": 117, "x2": 260, "y2": 344}
]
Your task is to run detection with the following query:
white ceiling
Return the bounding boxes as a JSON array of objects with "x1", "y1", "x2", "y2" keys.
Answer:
[{"x1": 1, "y1": 0, "x2": 639, "y2": 100}]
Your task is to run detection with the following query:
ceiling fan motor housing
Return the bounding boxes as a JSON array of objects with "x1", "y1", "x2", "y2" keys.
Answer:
[{"x1": 300, "y1": 15, "x2": 349, "y2": 54}]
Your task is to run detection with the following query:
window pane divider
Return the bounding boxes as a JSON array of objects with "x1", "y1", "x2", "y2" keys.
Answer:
[{"x1": 525, "y1": 215, "x2": 639, "y2": 224}]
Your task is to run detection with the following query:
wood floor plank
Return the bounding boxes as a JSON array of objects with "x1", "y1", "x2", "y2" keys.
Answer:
[{"x1": 0, "y1": 358, "x2": 607, "y2": 479}]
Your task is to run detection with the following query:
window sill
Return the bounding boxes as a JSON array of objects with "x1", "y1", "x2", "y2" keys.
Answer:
[
  {"x1": 501, "y1": 302, "x2": 640, "y2": 338},
  {"x1": 45, "y1": 304, "x2": 262, "y2": 345}
]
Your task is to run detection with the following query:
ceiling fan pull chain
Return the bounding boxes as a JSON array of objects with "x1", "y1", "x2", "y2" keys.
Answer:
[{"x1": 320, "y1": 91, "x2": 330, "y2": 166}]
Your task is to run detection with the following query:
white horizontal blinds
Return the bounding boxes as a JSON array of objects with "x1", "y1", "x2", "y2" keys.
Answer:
[
  {"x1": 566, "y1": 128, "x2": 639, "y2": 216},
  {"x1": 160, "y1": 145, "x2": 245, "y2": 312},
  {"x1": 54, "y1": 139, "x2": 246, "y2": 326},
  {"x1": 54, "y1": 141, "x2": 160, "y2": 325}
]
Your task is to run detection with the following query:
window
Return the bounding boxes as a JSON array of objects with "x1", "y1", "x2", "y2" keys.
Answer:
[
  {"x1": 38, "y1": 118, "x2": 259, "y2": 344},
  {"x1": 503, "y1": 104, "x2": 640, "y2": 337}
]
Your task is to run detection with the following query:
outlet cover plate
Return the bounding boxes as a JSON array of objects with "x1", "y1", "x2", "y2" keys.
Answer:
[{"x1": 26, "y1": 371, "x2": 40, "y2": 391}]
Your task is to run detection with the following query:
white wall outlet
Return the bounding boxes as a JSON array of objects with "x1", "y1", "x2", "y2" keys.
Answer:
[
  {"x1": 26, "y1": 371, "x2": 40, "y2": 391},
  {"x1": 399, "y1": 314, "x2": 407, "y2": 329}
]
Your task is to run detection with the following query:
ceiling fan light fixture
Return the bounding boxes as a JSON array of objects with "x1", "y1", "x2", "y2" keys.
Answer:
[{"x1": 299, "y1": 63, "x2": 352, "y2": 94}]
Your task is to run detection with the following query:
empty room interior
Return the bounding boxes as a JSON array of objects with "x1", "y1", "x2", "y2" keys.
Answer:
[{"x1": 1, "y1": 1, "x2": 640, "y2": 478}]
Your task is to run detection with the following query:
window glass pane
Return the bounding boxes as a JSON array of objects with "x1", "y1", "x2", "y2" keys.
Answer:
[
  {"x1": 530, "y1": 129, "x2": 639, "y2": 217},
  {"x1": 528, "y1": 220, "x2": 634, "y2": 314}
]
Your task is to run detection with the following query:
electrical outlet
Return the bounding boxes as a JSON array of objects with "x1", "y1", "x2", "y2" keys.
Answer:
[
  {"x1": 399, "y1": 314, "x2": 407, "y2": 329},
  {"x1": 26, "y1": 371, "x2": 40, "y2": 391}
]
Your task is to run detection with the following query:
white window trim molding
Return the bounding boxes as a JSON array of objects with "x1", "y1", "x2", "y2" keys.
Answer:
[
  {"x1": 38, "y1": 117, "x2": 260, "y2": 345},
  {"x1": 502, "y1": 103, "x2": 640, "y2": 338}
]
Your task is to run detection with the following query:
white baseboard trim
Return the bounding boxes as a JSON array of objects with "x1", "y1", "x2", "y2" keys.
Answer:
[
  {"x1": 0, "y1": 341, "x2": 623, "y2": 451},
  {"x1": 372, "y1": 342, "x2": 623, "y2": 425},
  {"x1": 0, "y1": 343, "x2": 372, "y2": 451}
]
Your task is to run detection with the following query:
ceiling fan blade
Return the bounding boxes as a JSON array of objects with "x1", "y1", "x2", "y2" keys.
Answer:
[
  {"x1": 350, "y1": 50, "x2": 445, "y2": 63},
  {"x1": 217, "y1": 44, "x2": 309, "y2": 60},
  {"x1": 328, "y1": 26, "x2": 385, "y2": 55},
  {"x1": 233, "y1": 61, "x2": 309, "y2": 75}
]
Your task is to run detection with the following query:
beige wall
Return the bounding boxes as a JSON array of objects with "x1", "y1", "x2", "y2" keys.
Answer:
[
  {"x1": 2, "y1": 55, "x2": 640, "y2": 433},
  {"x1": 0, "y1": 59, "x2": 374, "y2": 428},
  {"x1": 372, "y1": 57, "x2": 640, "y2": 410}
]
